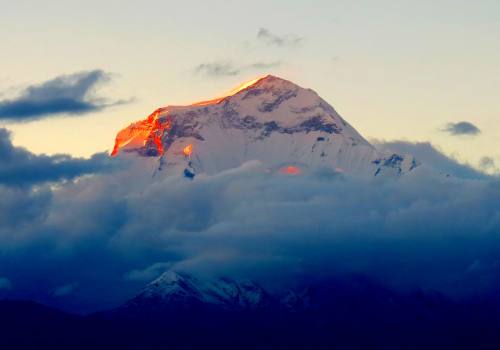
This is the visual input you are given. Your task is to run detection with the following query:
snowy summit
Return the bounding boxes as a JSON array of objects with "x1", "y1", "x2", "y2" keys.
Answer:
[{"x1": 111, "y1": 75, "x2": 418, "y2": 178}]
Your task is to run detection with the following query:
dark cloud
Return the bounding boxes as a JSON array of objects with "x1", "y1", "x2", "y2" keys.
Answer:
[
  {"x1": 0, "y1": 70, "x2": 127, "y2": 121},
  {"x1": 195, "y1": 61, "x2": 283, "y2": 78},
  {"x1": 0, "y1": 128, "x2": 116, "y2": 187},
  {"x1": 0, "y1": 185, "x2": 51, "y2": 229},
  {"x1": 257, "y1": 28, "x2": 303, "y2": 47},
  {"x1": 442, "y1": 121, "x2": 481, "y2": 136},
  {"x1": 374, "y1": 140, "x2": 486, "y2": 179},
  {"x1": 0, "y1": 127, "x2": 119, "y2": 242},
  {"x1": 0, "y1": 142, "x2": 499, "y2": 314}
]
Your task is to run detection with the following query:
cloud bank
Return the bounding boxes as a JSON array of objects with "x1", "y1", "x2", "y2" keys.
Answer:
[
  {"x1": 0, "y1": 70, "x2": 127, "y2": 121},
  {"x1": 0, "y1": 138, "x2": 499, "y2": 313}
]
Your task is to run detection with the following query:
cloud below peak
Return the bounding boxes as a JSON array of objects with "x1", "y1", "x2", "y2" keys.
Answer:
[{"x1": 0, "y1": 136, "x2": 499, "y2": 313}]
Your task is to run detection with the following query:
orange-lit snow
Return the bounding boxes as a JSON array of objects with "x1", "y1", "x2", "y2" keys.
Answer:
[
  {"x1": 111, "y1": 77, "x2": 267, "y2": 157},
  {"x1": 280, "y1": 166, "x2": 302, "y2": 175}
]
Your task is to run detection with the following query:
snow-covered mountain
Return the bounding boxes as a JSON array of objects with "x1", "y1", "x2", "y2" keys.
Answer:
[
  {"x1": 118, "y1": 271, "x2": 272, "y2": 314},
  {"x1": 112, "y1": 270, "x2": 443, "y2": 317},
  {"x1": 112, "y1": 75, "x2": 418, "y2": 178}
]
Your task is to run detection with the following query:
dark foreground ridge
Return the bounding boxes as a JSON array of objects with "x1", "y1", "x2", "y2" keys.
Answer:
[{"x1": 2, "y1": 276, "x2": 500, "y2": 349}]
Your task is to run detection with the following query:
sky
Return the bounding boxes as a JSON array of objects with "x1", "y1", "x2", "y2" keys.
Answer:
[{"x1": 0, "y1": 0, "x2": 499, "y2": 171}]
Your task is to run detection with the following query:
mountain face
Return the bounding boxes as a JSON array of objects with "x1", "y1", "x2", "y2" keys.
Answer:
[
  {"x1": 112, "y1": 75, "x2": 418, "y2": 178},
  {"x1": 112, "y1": 270, "x2": 322, "y2": 317},
  {"x1": 107, "y1": 270, "x2": 437, "y2": 315},
  {"x1": 119, "y1": 271, "x2": 272, "y2": 314},
  {"x1": 94, "y1": 271, "x2": 500, "y2": 350},
  {"x1": 116, "y1": 271, "x2": 338, "y2": 314}
]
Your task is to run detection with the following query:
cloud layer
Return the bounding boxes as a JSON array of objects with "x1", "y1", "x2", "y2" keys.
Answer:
[
  {"x1": 0, "y1": 70, "x2": 126, "y2": 121},
  {"x1": 0, "y1": 138, "x2": 499, "y2": 313}
]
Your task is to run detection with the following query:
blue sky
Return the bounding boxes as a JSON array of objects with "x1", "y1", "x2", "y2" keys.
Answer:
[{"x1": 0, "y1": 0, "x2": 499, "y2": 170}]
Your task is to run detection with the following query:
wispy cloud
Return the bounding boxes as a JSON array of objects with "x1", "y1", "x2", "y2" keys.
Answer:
[
  {"x1": 247, "y1": 61, "x2": 282, "y2": 69},
  {"x1": 195, "y1": 60, "x2": 282, "y2": 78},
  {"x1": 442, "y1": 121, "x2": 481, "y2": 136},
  {"x1": 257, "y1": 28, "x2": 303, "y2": 47},
  {"x1": 195, "y1": 62, "x2": 240, "y2": 77},
  {"x1": 0, "y1": 70, "x2": 129, "y2": 121}
]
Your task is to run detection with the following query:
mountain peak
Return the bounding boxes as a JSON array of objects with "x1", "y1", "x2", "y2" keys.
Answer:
[
  {"x1": 122, "y1": 271, "x2": 271, "y2": 311},
  {"x1": 111, "y1": 77, "x2": 418, "y2": 178},
  {"x1": 243, "y1": 74, "x2": 295, "y2": 88},
  {"x1": 189, "y1": 75, "x2": 294, "y2": 107}
]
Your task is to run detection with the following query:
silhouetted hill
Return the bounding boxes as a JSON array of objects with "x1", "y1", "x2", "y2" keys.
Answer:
[{"x1": 2, "y1": 277, "x2": 500, "y2": 349}]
